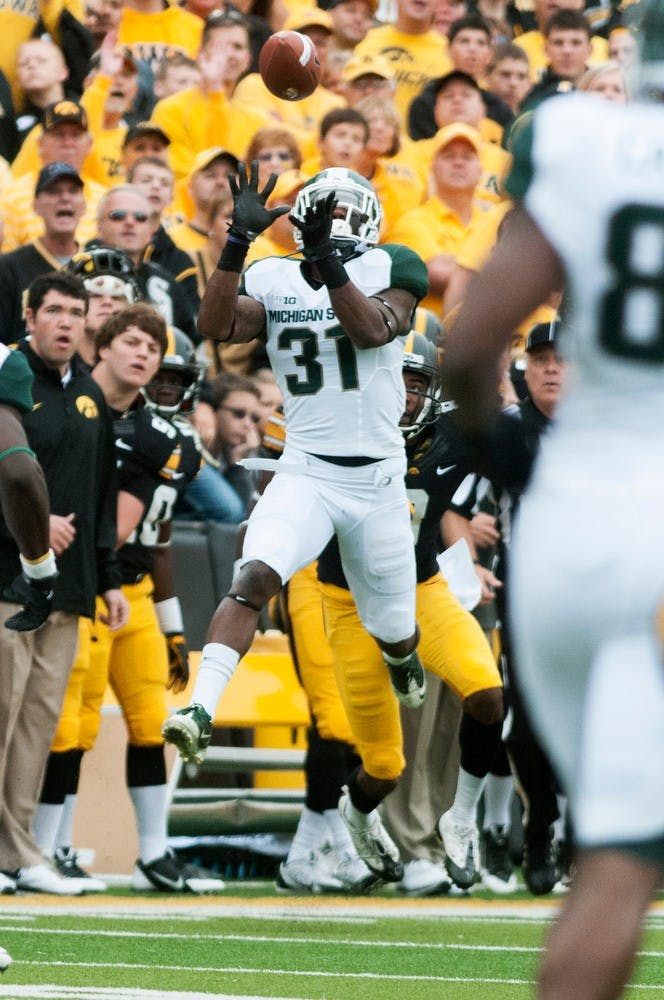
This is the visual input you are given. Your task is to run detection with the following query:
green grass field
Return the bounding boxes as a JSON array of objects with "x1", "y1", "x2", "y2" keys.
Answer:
[{"x1": 1, "y1": 886, "x2": 663, "y2": 1000}]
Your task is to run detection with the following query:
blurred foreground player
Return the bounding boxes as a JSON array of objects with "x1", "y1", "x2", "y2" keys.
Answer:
[
  {"x1": 163, "y1": 164, "x2": 429, "y2": 881},
  {"x1": 442, "y1": 5, "x2": 664, "y2": 996}
]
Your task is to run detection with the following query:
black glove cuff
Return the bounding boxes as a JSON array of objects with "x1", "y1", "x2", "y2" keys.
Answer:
[
  {"x1": 314, "y1": 254, "x2": 349, "y2": 290},
  {"x1": 218, "y1": 235, "x2": 250, "y2": 274}
]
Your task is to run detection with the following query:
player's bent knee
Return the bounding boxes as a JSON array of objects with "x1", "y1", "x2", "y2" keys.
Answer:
[
  {"x1": 463, "y1": 686, "x2": 503, "y2": 725},
  {"x1": 231, "y1": 559, "x2": 282, "y2": 609},
  {"x1": 362, "y1": 746, "x2": 404, "y2": 782}
]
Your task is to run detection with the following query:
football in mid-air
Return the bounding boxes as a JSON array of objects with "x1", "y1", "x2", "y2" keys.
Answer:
[{"x1": 259, "y1": 30, "x2": 321, "y2": 101}]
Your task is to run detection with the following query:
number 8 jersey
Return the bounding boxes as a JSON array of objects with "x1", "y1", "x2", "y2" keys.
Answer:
[
  {"x1": 508, "y1": 94, "x2": 664, "y2": 441},
  {"x1": 241, "y1": 244, "x2": 429, "y2": 459}
]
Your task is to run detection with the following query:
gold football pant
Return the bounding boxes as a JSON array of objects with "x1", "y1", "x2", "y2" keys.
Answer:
[
  {"x1": 51, "y1": 576, "x2": 169, "y2": 752},
  {"x1": 320, "y1": 573, "x2": 502, "y2": 782}
]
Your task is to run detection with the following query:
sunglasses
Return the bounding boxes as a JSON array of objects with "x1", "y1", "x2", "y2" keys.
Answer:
[
  {"x1": 220, "y1": 404, "x2": 260, "y2": 425},
  {"x1": 256, "y1": 151, "x2": 293, "y2": 162},
  {"x1": 107, "y1": 208, "x2": 149, "y2": 222},
  {"x1": 205, "y1": 8, "x2": 248, "y2": 26}
]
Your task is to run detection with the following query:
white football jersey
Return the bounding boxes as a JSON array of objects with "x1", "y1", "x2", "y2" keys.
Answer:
[
  {"x1": 510, "y1": 94, "x2": 664, "y2": 442},
  {"x1": 241, "y1": 244, "x2": 428, "y2": 458}
]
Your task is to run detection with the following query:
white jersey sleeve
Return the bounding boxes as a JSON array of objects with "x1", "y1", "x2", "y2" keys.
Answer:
[
  {"x1": 241, "y1": 246, "x2": 428, "y2": 457},
  {"x1": 507, "y1": 94, "x2": 664, "y2": 438}
]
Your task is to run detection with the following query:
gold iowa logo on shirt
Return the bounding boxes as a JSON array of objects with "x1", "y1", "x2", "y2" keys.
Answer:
[{"x1": 76, "y1": 395, "x2": 99, "y2": 419}]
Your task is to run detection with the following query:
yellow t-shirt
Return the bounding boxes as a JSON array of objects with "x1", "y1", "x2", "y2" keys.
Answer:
[
  {"x1": 371, "y1": 158, "x2": 424, "y2": 237},
  {"x1": 167, "y1": 220, "x2": 209, "y2": 254},
  {"x1": 405, "y1": 131, "x2": 512, "y2": 206},
  {"x1": 0, "y1": 171, "x2": 107, "y2": 251},
  {"x1": 118, "y1": 5, "x2": 203, "y2": 75},
  {"x1": 151, "y1": 86, "x2": 270, "y2": 180},
  {"x1": 353, "y1": 25, "x2": 452, "y2": 128},
  {"x1": 387, "y1": 196, "x2": 485, "y2": 314},
  {"x1": 454, "y1": 199, "x2": 511, "y2": 271},
  {"x1": 0, "y1": 0, "x2": 85, "y2": 109},
  {"x1": 515, "y1": 30, "x2": 609, "y2": 82}
]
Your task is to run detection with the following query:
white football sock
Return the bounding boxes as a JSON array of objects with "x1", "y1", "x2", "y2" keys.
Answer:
[
  {"x1": 55, "y1": 794, "x2": 78, "y2": 850},
  {"x1": 483, "y1": 774, "x2": 514, "y2": 830},
  {"x1": 129, "y1": 784, "x2": 169, "y2": 865},
  {"x1": 287, "y1": 806, "x2": 328, "y2": 861},
  {"x1": 324, "y1": 808, "x2": 356, "y2": 854},
  {"x1": 33, "y1": 803, "x2": 64, "y2": 856},
  {"x1": 449, "y1": 768, "x2": 485, "y2": 826},
  {"x1": 190, "y1": 643, "x2": 241, "y2": 718}
]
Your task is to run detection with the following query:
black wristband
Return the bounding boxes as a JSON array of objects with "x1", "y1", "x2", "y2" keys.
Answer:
[
  {"x1": 314, "y1": 253, "x2": 349, "y2": 290},
  {"x1": 217, "y1": 236, "x2": 250, "y2": 274}
]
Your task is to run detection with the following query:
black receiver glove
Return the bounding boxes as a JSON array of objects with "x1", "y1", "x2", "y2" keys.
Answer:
[
  {"x1": 290, "y1": 192, "x2": 349, "y2": 288},
  {"x1": 228, "y1": 161, "x2": 289, "y2": 243},
  {"x1": 4, "y1": 570, "x2": 58, "y2": 632},
  {"x1": 218, "y1": 161, "x2": 290, "y2": 273},
  {"x1": 290, "y1": 191, "x2": 336, "y2": 262}
]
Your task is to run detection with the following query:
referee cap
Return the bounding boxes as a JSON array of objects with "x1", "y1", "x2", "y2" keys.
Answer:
[{"x1": 525, "y1": 318, "x2": 560, "y2": 352}]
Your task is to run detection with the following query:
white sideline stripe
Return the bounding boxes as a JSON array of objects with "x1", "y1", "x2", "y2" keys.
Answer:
[
  {"x1": 18, "y1": 962, "x2": 542, "y2": 986},
  {"x1": 6, "y1": 927, "x2": 664, "y2": 958},
  {"x1": 0, "y1": 989, "x2": 299, "y2": 1000}
]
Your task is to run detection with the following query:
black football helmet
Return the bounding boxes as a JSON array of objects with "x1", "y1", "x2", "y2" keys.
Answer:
[
  {"x1": 68, "y1": 246, "x2": 142, "y2": 303},
  {"x1": 401, "y1": 312, "x2": 443, "y2": 440},
  {"x1": 142, "y1": 327, "x2": 207, "y2": 417}
]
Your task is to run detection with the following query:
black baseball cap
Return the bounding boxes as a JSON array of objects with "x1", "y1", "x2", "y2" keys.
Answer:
[
  {"x1": 123, "y1": 122, "x2": 171, "y2": 149},
  {"x1": 35, "y1": 161, "x2": 84, "y2": 195},
  {"x1": 526, "y1": 318, "x2": 560, "y2": 352},
  {"x1": 43, "y1": 100, "x2": 88, "y2": 132},
  {"x1": 434, "y1": 69, "x2": 483, "y2": 96}
]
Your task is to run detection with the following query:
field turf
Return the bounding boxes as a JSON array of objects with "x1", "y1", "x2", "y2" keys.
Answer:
[{"x1": 1, "y1": 886, "x2": 663, "y2": 999}]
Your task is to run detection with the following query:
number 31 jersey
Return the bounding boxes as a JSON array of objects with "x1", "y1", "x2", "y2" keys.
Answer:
[
  {"x1": 508, "y1": 94, "x2": 664, "y2": 441},
  {"x1": 241, "y1": 245, "x2": 429, "y2": 459}
]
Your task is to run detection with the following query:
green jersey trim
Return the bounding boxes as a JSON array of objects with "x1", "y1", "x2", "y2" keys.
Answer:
[
  {"x1": 505, "y1": 111, "x2": 535, "y2": 203},
  {"x1": 379, "y1": 244, "x2": 430, "y2": 303},
  {"x1": 0, "y1": 350, "x2": 35, "y2": 415}
]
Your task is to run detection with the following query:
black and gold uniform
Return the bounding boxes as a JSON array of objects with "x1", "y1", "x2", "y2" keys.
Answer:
[
  {"x1": 317, "y1": 406, "x2": 502, "y2": 782},
  {"x1": 53, "y1": 405, "x2": 202, "y2": 757}
]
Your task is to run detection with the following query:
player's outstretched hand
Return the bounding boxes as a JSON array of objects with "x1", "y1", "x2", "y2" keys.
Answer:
[
  {"x1": 4, "y1": 571, "x2": 57, "y2": 632},
  {"x1": 290, "y1": 191, "x2": 336, "y2": 260},
  {"x1": 228, "y1": 161, "x2": 289, "y2": 243},
  {"x1": 166, "y1": 632, "x2": 190, "y2": 693}
]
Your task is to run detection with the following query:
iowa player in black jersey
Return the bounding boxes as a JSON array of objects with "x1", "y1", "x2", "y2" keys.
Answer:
[
  {"x1": 306, "y1": 327, "x2": 504, "y2": 888},
  {"x1": 35, "y1": 306, "x2": 224, "y2": 893}
]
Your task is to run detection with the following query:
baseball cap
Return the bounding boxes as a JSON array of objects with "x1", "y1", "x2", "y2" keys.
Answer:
[
  {"x1": 433, "y1": 122, "x2": 482, "y2": 155},
  {"x1": 189, "y1": 146, "x2": 240, "y2": 176},
  {"x1": 123, "y1": 122, "x2": 171, "y2": 149},
  {"x1": 525, "y1": 318, "x2": 560, "y2": 352},
  {"x1": 43, "y1": 100, "x2": 88, "y2": 132},
  {"x1": 283, "y1": 7, "x2": 333, "y2": 32},
  {"x1": 267, "y1": 168, "x2": 308, "y2": 204},
  {"x1": 434, "y1": 69, "x2": 483, "y2": 96},
  {"x1": 35, "y1": 161, "x2": 84, "y2": 195},
  {"x1": 342, "y1": 53, "x2": 394, "y2": 84}
]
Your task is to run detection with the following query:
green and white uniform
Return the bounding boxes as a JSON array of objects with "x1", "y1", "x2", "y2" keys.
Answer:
[
  {"x1": 508, "y1": 93, "x2": 664, "y2": 855},
  {"x1": 240, "y1": 245, "x2": 429, "y2": 644}
]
